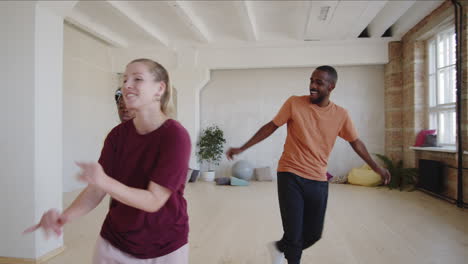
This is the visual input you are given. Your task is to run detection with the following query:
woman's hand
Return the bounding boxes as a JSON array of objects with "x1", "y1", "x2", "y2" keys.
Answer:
[
  {"x1": 23, "y1": 209, "x2": 68, "y2": 238},
  {"x1": 76, "y1": 162, "x2": 108, "y2": 189}
]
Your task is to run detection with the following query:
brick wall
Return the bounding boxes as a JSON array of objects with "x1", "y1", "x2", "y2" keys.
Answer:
[
  {"x1": 401, "y1": 41, "x2": 426, "y2": 168},
  {"x1": 384, "y1": 42, "x2": 404, "y2": 162},
  {"x1": 461, "y1": 0, "x2": 468, "y2": 203},
  {"x1": 415, "y1": 151, "x2": 459, "y2": 199},
  {"x1": 384, "y1": 0, "x2": 467, "y2": 201}
]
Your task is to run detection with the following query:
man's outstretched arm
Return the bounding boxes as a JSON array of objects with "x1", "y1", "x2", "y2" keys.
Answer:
[
  {"x1": 226, "y1": 121, "x2": 279, "y2": 160},
  {"x1": 349, "y1": 138, "x2": 391, "y2": 185}
]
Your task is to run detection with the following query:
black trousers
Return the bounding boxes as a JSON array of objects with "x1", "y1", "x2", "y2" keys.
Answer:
[{"x1": 276, "y1": 172, "x2": 329, "y2": 264}]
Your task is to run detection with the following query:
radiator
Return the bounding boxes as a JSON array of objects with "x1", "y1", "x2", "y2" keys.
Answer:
[{"x1": 418, "y1": 159, "x2": 445, "y2": 194}]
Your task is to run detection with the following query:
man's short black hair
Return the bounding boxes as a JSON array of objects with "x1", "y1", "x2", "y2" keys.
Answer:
[
  {"x1": 316, "y1": 65, "x2": 338, "y2": 84},
  {"x1": 115, "y1": 88, "x2": 122, "y2": 104}
]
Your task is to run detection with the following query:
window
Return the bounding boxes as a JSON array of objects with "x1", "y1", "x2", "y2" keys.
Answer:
[{"x1": 427, "y1": 27, "x2": 456, "y2": 146}]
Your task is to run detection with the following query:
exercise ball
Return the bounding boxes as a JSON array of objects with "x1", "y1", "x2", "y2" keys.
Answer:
[{"x1": 232, "y1": 160, "x2": 254, "y2": 181}]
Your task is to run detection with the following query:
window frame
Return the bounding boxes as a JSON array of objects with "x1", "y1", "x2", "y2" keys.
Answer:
[{"x1": 427, "y1": 26, "x2": 456, "y2": 146}]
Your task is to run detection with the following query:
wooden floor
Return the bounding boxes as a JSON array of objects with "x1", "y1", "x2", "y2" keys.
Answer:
[{"x1": 44, "y1": 182, "x2": 467, "y2": 264}]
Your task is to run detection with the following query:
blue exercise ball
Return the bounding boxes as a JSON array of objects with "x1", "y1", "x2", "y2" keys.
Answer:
[{"x1": 232, "y1": 160, "x2": 254, "y2": 181}]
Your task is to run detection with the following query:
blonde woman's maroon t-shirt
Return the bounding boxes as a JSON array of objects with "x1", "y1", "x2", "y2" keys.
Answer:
[{"x1": 98, "y1": 119, "x2": 191, "y2": 259}]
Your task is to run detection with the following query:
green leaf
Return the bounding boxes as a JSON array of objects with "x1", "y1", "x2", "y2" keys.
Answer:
[
  {"x1": 375, "y1": 154, "x2": 394, "y2": 170},
  {"x1": 196, "y1": 125, "x2": 226, "y2": 169}
]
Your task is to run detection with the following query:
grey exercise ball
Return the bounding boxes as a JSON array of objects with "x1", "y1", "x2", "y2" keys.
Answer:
[{"x1": 232, "y1": 160, "x2": 254, "y2": 181}]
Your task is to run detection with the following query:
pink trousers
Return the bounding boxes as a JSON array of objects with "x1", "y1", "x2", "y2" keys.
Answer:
[{"x1": 92, "y1": 236, "x2": 189, "y2": 264}]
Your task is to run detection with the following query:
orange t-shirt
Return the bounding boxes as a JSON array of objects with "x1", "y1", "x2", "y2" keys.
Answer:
[{"x1": 272, "y1": 96, "x2": 358, "y2": 181}]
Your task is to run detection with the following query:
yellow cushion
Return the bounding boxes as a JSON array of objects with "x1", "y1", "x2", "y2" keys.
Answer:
[{"x1": 347, "y1": 164, "x2": 382, "y2": 187}]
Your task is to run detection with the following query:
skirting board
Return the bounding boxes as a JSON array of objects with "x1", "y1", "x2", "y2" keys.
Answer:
[{"x1": 0, "y1": 246, "x2": 65, "y2": 264}]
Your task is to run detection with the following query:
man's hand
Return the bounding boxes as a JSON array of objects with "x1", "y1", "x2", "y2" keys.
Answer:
[
  {"x1": 225, "y1": 121, "x2": 278, "y2": 161},
  {"x1": 349, "y1": 139, "x2": 391, "y2": 186},
  {"x1": 375, "y1": 167, "x2": 391, "y2": 185},
  {"x1": 226, "y1": 147, "x2": 243, "y2": 160}
]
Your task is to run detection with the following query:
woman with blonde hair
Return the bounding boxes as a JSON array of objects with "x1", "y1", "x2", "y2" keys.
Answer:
[{"x1": 24, "y1": 58, "x2": 191, "y2": 263}]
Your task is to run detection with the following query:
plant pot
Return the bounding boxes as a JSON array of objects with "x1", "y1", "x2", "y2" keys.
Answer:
[{"x1": 201, "y1": 171, "x2": 215, "y2": 182}]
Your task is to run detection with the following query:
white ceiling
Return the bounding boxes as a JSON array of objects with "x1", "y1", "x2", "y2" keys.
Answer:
[{"x1": 65, "y1": 0, "x2": 445, "y2": 49}]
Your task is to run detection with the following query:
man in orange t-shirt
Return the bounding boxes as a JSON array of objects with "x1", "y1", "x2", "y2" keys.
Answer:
[{"x1": 226, "y1": 65, "x2": 390, "y2": 264}]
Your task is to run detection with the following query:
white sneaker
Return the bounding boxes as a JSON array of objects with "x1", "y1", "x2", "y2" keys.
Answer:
[{"x1": 267, "y1": 241, "x2": 285, "y2": 264}]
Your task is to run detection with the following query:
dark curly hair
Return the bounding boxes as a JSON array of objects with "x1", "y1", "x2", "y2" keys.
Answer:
[{"x1": 115, "y1": 87, "x2": 122, "y2": 104}]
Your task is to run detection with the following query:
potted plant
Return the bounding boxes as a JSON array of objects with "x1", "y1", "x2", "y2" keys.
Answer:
[
  {"x1": 196, "y1": 125, "x2": 226, "y2": 181},
  {"x1": 375, "y1": 154, "x2": 419, "y2": 191}
]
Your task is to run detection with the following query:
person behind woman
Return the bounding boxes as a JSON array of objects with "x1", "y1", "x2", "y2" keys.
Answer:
[
  {"x1": 24, "y1": 58, "x2": 191, "y2": 264},
  {"x1": 115, "y1": 87, "x2": 135, "y2": 123}
]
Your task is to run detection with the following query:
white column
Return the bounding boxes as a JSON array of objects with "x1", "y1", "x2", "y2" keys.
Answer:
[
  {"x1": 172, "y1": 47, "x2": 211, "y2": 169},
  {"x1": 0, "y1": 1, "x2": 73, "y2": 260}
]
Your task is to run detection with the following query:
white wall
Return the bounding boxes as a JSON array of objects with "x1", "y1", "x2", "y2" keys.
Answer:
[
  {"x1": 63, "y1": 23, "x2": 118, "y2": 192},
  {"x1": 197, "y1": 40, "x2": 389, "y2": 70},
  {"x1": 108, "y1": 42, "x2": 390, "y2": 170},
  {"x1": 0, "y1": 2, "x2": 37, "y2": 258},
  {"x1": 200, "y1": 66, "x2": 385, "y2": 179},
  {"x1": 109, "y1": 47, "x2": 177, "y2": 74},
  {"x1": 34, "y1": 5, "x2": 65, "y2": 257},
  {"x1": 1, "y1": 1, "x2": 68, "y2": 259}
]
